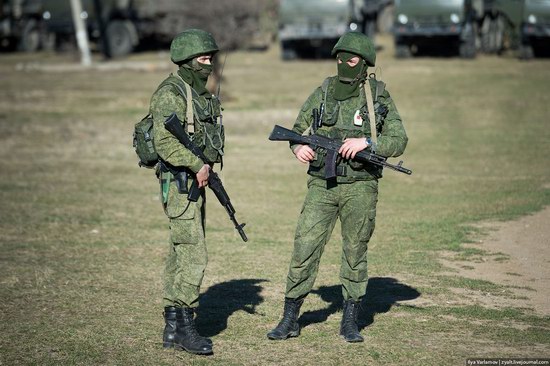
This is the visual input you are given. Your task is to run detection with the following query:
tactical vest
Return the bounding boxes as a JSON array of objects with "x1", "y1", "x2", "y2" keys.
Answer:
[
  {"x1": 156, "y1": 73, "x2": 224, "y2": 164},
  {"x1": 308, "y1": 76, "x2": 390, "y2": 182}
]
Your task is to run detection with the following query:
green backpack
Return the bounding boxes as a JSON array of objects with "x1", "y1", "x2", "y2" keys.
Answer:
[
  {"x1": 133, "y1": 76, "x2": 192, "y2": 168},
  {"x1": 133, "y1": 114, "x2": 157, "y2": 168}
]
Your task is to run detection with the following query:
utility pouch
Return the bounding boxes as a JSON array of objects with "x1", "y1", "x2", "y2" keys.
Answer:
[
  {"x1": 133, "y1": 113, "x2": 158, "y2": 168},
  {"x1": 201, "y1": 122, "x2": 225, "y2": 163},
  {"x1": 309, "y1": 147, "x2": 327, "y2": 169}
]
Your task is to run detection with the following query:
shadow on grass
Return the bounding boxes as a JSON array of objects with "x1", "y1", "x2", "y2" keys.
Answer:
[
  {"x1": 195, "y1": 278, "x2": 267, "y2": 337},
  {"x1": 299, "y1": 277, "x2": 420, "y2": 330}
]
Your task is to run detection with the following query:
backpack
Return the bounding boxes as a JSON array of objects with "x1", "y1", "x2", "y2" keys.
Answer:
[
  {"x1": 132, "y1": 75, "x2": 194, "y2": 169},
  {"x1": 133, "y1": 113, "x2": 157, "y2": 168}
]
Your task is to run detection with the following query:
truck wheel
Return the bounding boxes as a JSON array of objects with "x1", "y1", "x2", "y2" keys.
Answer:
[
  {"x1": 377, "y1": 5, "x2": 394, "y2": 34},
  {"x1": 459, "y1": 22, "x2": 477, "y2": 59},
  {"x1": 395, "y1": 43, "x2": 411, "y2": 58},
  {"x1": 281, "y1": 42, "x2": 297, "y2": 60},
  {"x1": 364, "y1": 19, "x2": 376, "y2": 40},
  {"x1": 105, "y1": 20, "x2": 134, "y2": 57},
  {"x1": 481, "y1": 16, "x2": 504, "y2": 53},
  {"x1": 459, "y1": 40, "x2": 476, "y2": 58},
  {"x1": 519, "y1": 43, "x2": 534, "y2": 60},
  {"x1": 41, "y1": 32, "x2": 56, "y2": 52},
  {"x1": 18, "y1": 19, "x2": 41, "y2": 52}
]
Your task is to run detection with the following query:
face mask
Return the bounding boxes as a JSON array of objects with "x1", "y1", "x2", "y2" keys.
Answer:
[
  {"x1": 334, "y1": 52, "x2": 367, "y2": 101},
  {"x1": 178, "y1": 56, "x2": 213, "y2": 95},
  {"x1": 337, "y1": 52, "x2": 365, "y2": 84},
  {"x1": 191, "y1": 58, "x2": 213, "y2": 81}
]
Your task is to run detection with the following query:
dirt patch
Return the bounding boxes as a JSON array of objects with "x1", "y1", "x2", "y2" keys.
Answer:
[{"x1": 441, "y1": 206, "x2": 550, "y2": 315}]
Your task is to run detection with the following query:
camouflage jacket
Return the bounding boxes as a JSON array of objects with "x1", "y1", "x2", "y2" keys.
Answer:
[
  {"x1": 292, "y1": 76, "x2": 408, "y2": 181},
  {"x1": 150, "y1": 74, "x2": 223, "y2": 173}
]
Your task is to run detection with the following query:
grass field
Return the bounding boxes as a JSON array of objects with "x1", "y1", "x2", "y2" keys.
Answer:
[{"x1": 1, "y1": 35, "x2": 549, "y2": 365}]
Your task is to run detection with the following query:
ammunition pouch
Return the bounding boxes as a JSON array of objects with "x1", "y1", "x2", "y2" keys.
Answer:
[
  {"x1": 309, "y1": 147, "x2": 327, "y2": 170},
  {"x1": 160, "y1": 75, "x2": 225, "y2": 164},
  {"x1": 193, "y1": 121, "x2": 224, "y2": 164}
]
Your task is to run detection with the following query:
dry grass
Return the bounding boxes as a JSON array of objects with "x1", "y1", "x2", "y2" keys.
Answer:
[{"x1": 0, "y1": 35, "x2": 549, "y2": 365}]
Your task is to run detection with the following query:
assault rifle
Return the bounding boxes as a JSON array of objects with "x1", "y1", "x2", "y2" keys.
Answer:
[
  {"x1": 164, "y1": 113, "x2": 248, "y2": 242},
  {"x1": 268, "y1": 125, "x2": 412, "y2": 178}
]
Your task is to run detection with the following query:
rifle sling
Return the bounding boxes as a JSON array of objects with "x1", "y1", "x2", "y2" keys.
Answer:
[{"x1": 363, "y1": 79, "x2": 378, "y2": 147}]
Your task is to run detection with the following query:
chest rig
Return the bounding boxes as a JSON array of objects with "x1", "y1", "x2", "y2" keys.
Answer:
[
  {"x1": 308, "y1": 76, "x2": 390, "y2": 181},
  {"x1": 158, "y1": 73, "x2": 224, "y2": 164}
]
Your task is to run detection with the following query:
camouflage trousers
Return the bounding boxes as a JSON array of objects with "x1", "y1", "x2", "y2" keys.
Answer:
[
  {"x1": 162, "y1": 178, "x2": 207, "y2": 308},
  {"x1": 286, "y1": 177, "x2": 378, "y2": 301}
]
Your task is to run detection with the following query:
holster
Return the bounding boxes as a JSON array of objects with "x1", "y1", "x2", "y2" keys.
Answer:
[{"x1": 158, "y1": 161, "x2": 190, "y2": 195}]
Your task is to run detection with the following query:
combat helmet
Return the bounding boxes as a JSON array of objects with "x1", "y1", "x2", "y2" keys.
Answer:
[
  {"x1": 170, "y1": 29, "x2": 219, "y2": 64},
  {"x1": 332, "y1": 32, "x2": 376, "y2": 66}
]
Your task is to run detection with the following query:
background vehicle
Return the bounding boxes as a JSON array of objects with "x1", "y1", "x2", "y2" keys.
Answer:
[
  {"x1": 480, "y1": 0, "x2": 524, "y2": 54},
  {"x1": 278, "y1": 0, "x2": 394, "y2": 60},
  {"x1": 29, "y1": 0, "x2": 274, "y2": 58},
  {"x1": 519, "y1": 0, "x2": 550, "y2": 58},
  {"x1": 41, "y1": 0, "x2": 162, "y2": 58},
  {"x1": 393, "y1": 0, "x2": 481, "y2": 58},
  {"x1": 0, "y1": 0, "x2": 49, "y2": 52},
  {"x1": 393, "y1": 0, "x2": 550, "y2": 59}
]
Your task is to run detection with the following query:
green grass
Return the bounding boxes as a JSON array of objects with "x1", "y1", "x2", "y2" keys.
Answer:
[{"x1": 1, "y1": 36, "x2": 549, "y2": 365}]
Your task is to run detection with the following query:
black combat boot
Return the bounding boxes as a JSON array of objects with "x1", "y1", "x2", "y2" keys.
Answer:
[
  {"x1": 340, "y1": 299, "x2": 364, "y2": 343},
  {"x1": 267, "y1": 297, "x2": 304, "y2": 340},
  {"x1": 162, "y1": 306, "x2": 178, "y2": 348},
  {"x1": 163, "y1": 307, "x2": 212, "y2": 348},
  {"x1": 173, "y1": 307, "x2": 213, "y2": 355}
]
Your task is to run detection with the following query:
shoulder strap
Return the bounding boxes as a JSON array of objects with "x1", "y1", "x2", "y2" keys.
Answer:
[
  {"x1": 363, "y1": 78, "x2": 378, "y2": 147},
  {"x1": 157, "y1": 74, "x2": 196, "y2": 133},
  {"x1": 321, "y1": 77, "x2": 331, "y2": 108}
]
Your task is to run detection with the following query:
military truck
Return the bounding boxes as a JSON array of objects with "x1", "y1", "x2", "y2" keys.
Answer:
[
  {"x1": 393, "y1": 1, "x2": 549, "y2": 59},
  {"x1": 23, "y1": 0, "x2": 187, "y2": 57},
  {"x1": 393, "y1": 0, "x2": 481, "y2": 58},
  {"x1": 476, "y1": 0, "x2": 550, "y2": 58},
  {"x1": 278, "y1": 0, "x2": 393, "y2": 60},
  {"x1": 480, "y1": 0, "x2": 524, "y2": 54},
  {"x1": 0, "y1": 0, "x2": 49, "y2": 52},
  {"x1": 516, "y1": 0, "x2": 550, "y2": 58}
]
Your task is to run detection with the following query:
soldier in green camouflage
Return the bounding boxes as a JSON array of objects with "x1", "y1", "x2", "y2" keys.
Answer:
[
  {"x1": 150, "y1": 29, "x2": 224, "y2": 355},
  {"x1": 267, "y1": 32, "x2": 408, "y2": 343}
]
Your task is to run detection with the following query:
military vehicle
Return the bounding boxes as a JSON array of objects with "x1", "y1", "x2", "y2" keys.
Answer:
[
  {"x1": 278, "y1": 0, "x2": 393, "y2": 60},
  {"x1": 393, "y1": 0, "x2": 481, "y2": 58},
  {"x1": 479, "y1": 0, "x2": 550, "y2": 58},
  {"x1": 480, "y1": 0, "x2": 524, "y2": 54},
  {"x1": 393, "y1": 0, "x2": 549, "y2": 59},
  {"x1": 518, "y1": 0, "x2": 550, "y2": 58},
  {"x1": 0, "y1": 0, "x2": 48, "y2": 52},
  {"x1": 39, "y1": 0, "x2": 168, "y2": 57}
]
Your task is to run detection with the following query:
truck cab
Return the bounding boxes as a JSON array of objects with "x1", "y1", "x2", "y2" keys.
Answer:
[
  {"x1": 520, "y1": 0, "x2": 550, "y2": 57},
  {"x1": 393, "y1": 0, "x2": 480, "y2": 58},
  {"x1": 278, "y1": 0, "x2": 361, "y2": 59}
]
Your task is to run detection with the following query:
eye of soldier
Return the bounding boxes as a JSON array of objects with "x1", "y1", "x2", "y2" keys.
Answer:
[
  {"x1": 347, "y1": 57, "x2": 360, "y2": 67},
  {"x1": 197, "y1": 55, "x2": 212, "y2": 64}
]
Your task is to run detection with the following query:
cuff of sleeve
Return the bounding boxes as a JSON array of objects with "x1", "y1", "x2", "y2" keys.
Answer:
[{"x1": 189, "y1": 158, "x2": 205, "y2": 173}]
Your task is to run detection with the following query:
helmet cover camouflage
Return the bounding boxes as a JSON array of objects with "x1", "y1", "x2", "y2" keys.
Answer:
[
  {"x1": 170, "y1": 29, "x2": 219, "y2": 64},
  {"x1": 332, "y1": 32, "x2": 376, "y2": 66}
]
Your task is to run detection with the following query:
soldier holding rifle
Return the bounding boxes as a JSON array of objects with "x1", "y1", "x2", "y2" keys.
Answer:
[{"x1": 268, "y1": 32, "x2": 408, "y2": 343}]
